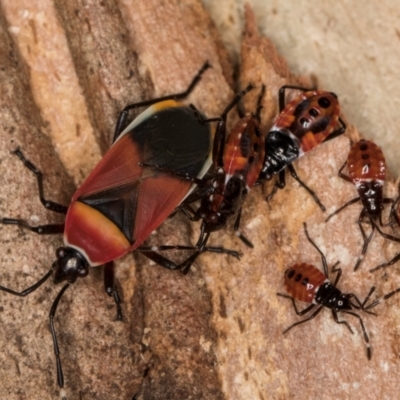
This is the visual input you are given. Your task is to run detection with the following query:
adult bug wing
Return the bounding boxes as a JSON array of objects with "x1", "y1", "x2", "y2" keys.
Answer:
[{"x1": 70, "y1": 101, "x2": 213, "y2": 254}]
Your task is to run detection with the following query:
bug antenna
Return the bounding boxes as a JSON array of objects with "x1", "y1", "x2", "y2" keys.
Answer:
[
  {"x1": 371, "y1": 217, "x2": 400, "y2": 243},
  {"x1": 364, "y1": 286, "x2": 400, "y2": 311},
  {"x1": 50, "y1": 283, "x2": 70, "y2": 389},
  {"x1": 255, "y1": 84, "x2": 266, "y2": 121},
  {"x1": 303, "y1": 223, "x2": 329, "y2": 277}
]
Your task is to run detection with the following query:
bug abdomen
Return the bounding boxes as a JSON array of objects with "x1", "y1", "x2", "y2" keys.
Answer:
[
  {"x1": 284, "y1": 263, "x2": 326, "y2": 303},
  {"x1": 347, "y1": 139, "x2": 386, "y2": 183}
]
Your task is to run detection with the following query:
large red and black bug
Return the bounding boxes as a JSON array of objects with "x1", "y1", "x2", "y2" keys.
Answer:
[
  {"x1": 277, "y1": 223, "x2": 400, "y2": 360},
  {"x1": 0, "y1": 62, "x2": 239, "y2": 390},
  {"x1": 326, "y1": 139, "x2": 400, "y2": 270},
  {"x1": 258, "y1": 86, "x2": 346, "y2": 211},
  {"x1": 161, "y1": 84, "x2": 266, "y2": 270}
]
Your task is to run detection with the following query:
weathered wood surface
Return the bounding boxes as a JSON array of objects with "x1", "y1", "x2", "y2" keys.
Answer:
[{"x1": 0, "y1": 2, "x2": 400, "y2": 399}]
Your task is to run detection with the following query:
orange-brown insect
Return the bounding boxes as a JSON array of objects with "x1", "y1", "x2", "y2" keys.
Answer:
[
  {"x1": 278, "y1": 223, "x2": 400, "y2": 360},
  {"x1": 326, "y1": 139, "x2": 399, "y2": 270},
  {"x1": 259, "y1": 86, "x2": 346, "y2": 211},
  {"x1": 174, "y1": 85, "x2": 266, "y2": 269}
]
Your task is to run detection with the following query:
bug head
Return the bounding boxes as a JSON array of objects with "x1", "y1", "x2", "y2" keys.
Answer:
[{"x1": 52, "y1": 247, "x2": 89, "y2": 284}]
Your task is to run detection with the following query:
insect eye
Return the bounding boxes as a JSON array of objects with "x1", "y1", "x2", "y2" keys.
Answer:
[{"x1": 318, "y1": 97, "x2": 331, "y2": 108}]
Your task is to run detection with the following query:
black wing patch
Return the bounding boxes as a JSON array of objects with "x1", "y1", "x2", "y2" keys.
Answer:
[
  {"x1": 128, "y1": 107, "x2": 211, "y2": 177},
  {"x1": 78, "y1": 181, "x2": 140, "y2": 244}
]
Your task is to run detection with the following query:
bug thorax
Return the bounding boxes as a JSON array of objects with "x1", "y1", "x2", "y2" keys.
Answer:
[
  {"x1": 356, "y1": 180, "x2": 384, "y2": 218},
  {"x1": 333, "y1": 293, "x2": 353, "y2": 310},
  {"x1": 52, "y1": 247, "x2": 89, "y2": 284},
  {"x1": 315, "y1": 282, "x2": 352, "y2": 310},
  {"x1": 258, "y1": 130, "x2": 300, "y2": 181}
]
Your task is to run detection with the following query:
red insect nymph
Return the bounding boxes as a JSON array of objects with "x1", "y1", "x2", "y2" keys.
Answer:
[
  {"x1": 258, "y1": 86, "x2": 346, "y2": 211},
  {"x1": 278, "y1": 223, "x2": 400, "y2": 360},
  {"x1": 326, "y1": 139, "x2": 400, "y2": 270},
  {"x1": 173, "y1": 85, "x2": 265, "y2": 270}
]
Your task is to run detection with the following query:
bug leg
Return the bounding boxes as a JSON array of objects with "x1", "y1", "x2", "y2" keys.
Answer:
[
  {"x1": 113, "y1": 61, "x2": 211, "y2": 141},
  {"x1": 278, "y1": 299, "x2": 323, "y2": 334},
  {"x1": 137, "y1": 241, "x2": 241, "y2": 273},
  {"x1": 337, "y1": 160, "x2": 352, "y2": 182},
  {"x1": 178, "y1": 205, "x2": 201, "y2": 222},
  {"x1": 201, "y1": 246, "x2": 241, "y2": 259},
  {"x1": 330, "y1": 264, "x2": 343, "y2": 286},
  {"x1": 233, "y1": 208, "x2": 253, "y2": 248},
  {"x1": 0, "y1": 270, "x2": 70, "y2": 389},
  {"x1": 278, "y1": 85, "x2": 316, "y2": 112},
  {"x1": 277, "y1": 293, "x2": 316, "y2": 316},
  {"x1": 372, "y1": 218, "x2": 400, "y2": 243},
  {"x1": 322, "y1": 117, "x2": 347, "y2": 142},
  {"x1": 264, "y1": 170, "x2": 285, "y2": 204},
  {"x1": 254, "y1": 85, "x2": 266, "y2": 122},
  {"x1": 303, "y1": 222, "x2": 330, "y2": 277},
  {"x1": 364, "y1": 286, "x2": 400, "y2": 311},
  {"x1": 179, "y1": 230, "x2": 211, "y2": 275},
  {"x1": 179, "y1": 185, "x2": 211, "y2": 209},
  {"x1": 139, "y1": 245, "x2": 240, "y2": 259},
  {"x1": 379, "y1": 199, "x2": 396, "y2": 228},
  {"x1": 49, "y1": 284, "x2": 70, "y2": 388},
  {"x1": 139, "y1": 246, "x2": 202, "y2": 274},
  {"x1": 341, "y1": 310, "x2": 371, "y2": 360},
  {"x1": 189, "y1": 104, "x2": 222, "y2": 125},
  {"x1": 0, "y1": 218, "x2": 65, "y2": 235},
  {"x1": 359, "y1": 287, "x2": 376, "y2": 308},
  {"x1": 388, "y1": 191, "x2": 400, "y2": 227},
  {"x1": 354, "y1": 216, "x2": 374, "y2": 271},
  {"x1": 346, "y1": 290, "x2": 377, "y2": 316},
  {"x1": 331, "y1": 309, "x2": 354, "y2": 334},
  {"x1": 103, "y1": 262, "x2": 123, "y2": 321},
  {"x1": 221, "y1": 84, "x2": 255, "y2": 119},
  {"x1": 370, "y1": 252, "x2": 400, "y2": 272},
  {"x1": 139, "y1": 251, "x2": 184, "y2": 271},
  {"x1": 325, "y1": 197, "x2": 360, "y2": 222},
  {"x1": 10, "y1": 148, "x2": 69, "y2": 214},
  {"x1": 287, "y1": 164, "x2": 325, "y2": 211}
]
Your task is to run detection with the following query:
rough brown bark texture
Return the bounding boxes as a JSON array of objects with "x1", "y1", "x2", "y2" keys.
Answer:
[
  {"x1": 1, "y1": 1, "x2": 400, "y2": 400},
  {"x1": 53, "y1": 0, "x2": 147, "y2": 153}
]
